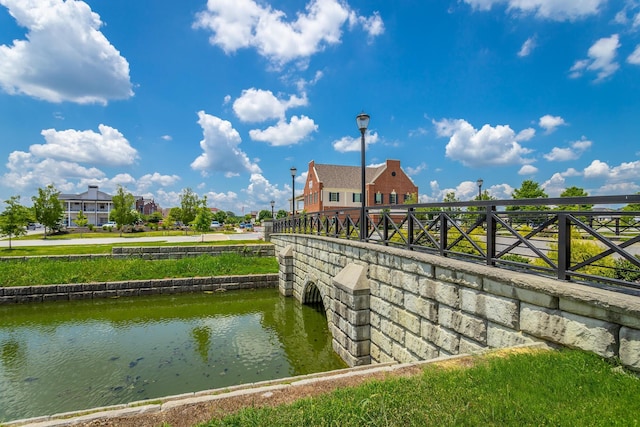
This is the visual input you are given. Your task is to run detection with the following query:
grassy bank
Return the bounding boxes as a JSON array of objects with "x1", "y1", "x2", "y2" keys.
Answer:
[
  {"x1": 0, "y1": 253, "x2": 278, "y2": 287},
  {"x1": 0, "y1": 240, "x2": 264, "y2": 257},
  {"x1": 200, "y1": 349, "x2": 640, "y2": 427}
]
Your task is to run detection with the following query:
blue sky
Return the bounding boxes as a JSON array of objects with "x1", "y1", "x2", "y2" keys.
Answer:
[{"x1": 1, "y1": 0, "x2": 639, "y2": 214}]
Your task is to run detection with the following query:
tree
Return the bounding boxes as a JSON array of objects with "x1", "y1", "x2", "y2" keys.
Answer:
[
  {"x1": 167, "y1": 207, "x2": 182, "y2": 226},
  {"x1": 258, "y1": 209, "x2": 272, "y2": 221},
  {"x1": 31, "y1": 184, "x2": 64, "y2": 239},
  {"x1": 213, "y1": 210, "x2": 227, "y2": 224},
  {"x1": 75, "y1": 211, "x2": 88, "y2": 237},
  {"x1": 559, "y1": 186, "x2": 592, "y2": 211},
  {"x1": 191, "y1": 197, "x2": 214, "y2": 241},
  {"x1": 111, "y1": 186, "x2": 136, "y2": 236},
  {"x1": 276, "y1": 209, "x2": 288, "y2": 219},
  {"x1": 507, "y1": 180, "x2": 549, "y2": 224},
  {"x1": 148, "y1": 211, "x2": 163, "y2": 224},
  {"x1": 0, "y1": 196, "x2": 32, "y2": 249},
  {"x1": 179, "y1": 188, "x2": 199, "y2": 226}
]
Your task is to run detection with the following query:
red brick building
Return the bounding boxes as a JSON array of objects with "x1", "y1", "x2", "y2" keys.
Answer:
[{"x1": 302, "y1": 159, "x2": 418, "y2": 213}]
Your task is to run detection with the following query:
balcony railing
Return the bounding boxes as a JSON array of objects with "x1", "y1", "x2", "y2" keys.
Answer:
[{"x1": 273, "y1": 195, "x2": 640, "y2": 293}]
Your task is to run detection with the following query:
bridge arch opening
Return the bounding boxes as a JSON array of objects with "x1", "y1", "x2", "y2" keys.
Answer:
[{"x1": 302, "y1": 281, "x2": 325, "y2": 314}]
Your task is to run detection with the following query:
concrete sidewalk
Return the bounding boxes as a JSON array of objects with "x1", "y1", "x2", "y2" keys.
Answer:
[{"x1": 0, "y1": 229, "x2": 264, "y2": 248}]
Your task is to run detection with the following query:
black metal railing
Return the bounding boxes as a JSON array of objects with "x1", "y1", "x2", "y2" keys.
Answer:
[{"x1": 273, "y1": 195, "x2": 640, "y2": 292}]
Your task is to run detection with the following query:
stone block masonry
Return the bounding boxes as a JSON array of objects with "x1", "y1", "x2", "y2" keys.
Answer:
[
  {"x1": 0, "y1": 274, "x2": 278, "y2": 304},
  {"x1": 272, "y1": 234, "x2": 640, "y2": 372}
]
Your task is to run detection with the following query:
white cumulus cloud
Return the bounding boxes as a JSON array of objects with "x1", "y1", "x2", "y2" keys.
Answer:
[
  {"x1": 191, "y1": 111, "x2": 262, "y2": 177},
  {"x1": 538, "y1": 115, "x2": 567, "y2": 133},
  {"x1": 570, "y1": 34, "x2": 621, "y2": 81},
  {"x1": 32, "y1": 125, "x2": 138, "y2": 166},
  {"x1": 518, "y1": 164, "x2": 538, "y2": 175},
  {"x1": 433, "y1": 118, "x2": 534, "y2": 167},
  {"x1": 544, "y1": 137, "x2": 591, "y2": 161},
  {"x1": 464, "y1": 0, "x2": 605, "y2": 21},
  {"x1": 233, "y1": 88, "x2": 307, "y2": 122},
  {"x1": 0, "y1": 0, "x2": 133, "y2": 104},
  {"x1": 249, "y1": 115, "x2": 318, "y2": 146},
  {"x1": 332, "y1": 131, "x2": 379, "y2": 152},
  {"x1": 193, "y1": 0, "x2": 383, "y2": 67}
]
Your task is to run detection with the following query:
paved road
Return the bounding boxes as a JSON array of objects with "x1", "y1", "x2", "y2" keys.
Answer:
[{"x1": 0, "y1": 228, "x2": 265, "y2": 248}]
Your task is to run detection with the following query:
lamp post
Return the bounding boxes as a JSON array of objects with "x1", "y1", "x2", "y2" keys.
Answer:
[
  {"x1": 477, "y1": 178, "x2": 483, "y2": 200},
  {"x1": 356, "y1": 112, "x2": 370, "y2": 241},
  {"x1": 290, "y1": 166, "x2": 297, "y2": 216},
  {"x1": 270, "y1": 200, "x2": 275, "y2": 219}
]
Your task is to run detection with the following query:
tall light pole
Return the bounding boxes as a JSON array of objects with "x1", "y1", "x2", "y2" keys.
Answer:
[
  {"x1": 477, "y1": 178, "x2": 483, "y2": 200},
  {"x1": 290, "y1": 166, "x2": 297, "y2": 216},
  {"x1": 270, "y1": 200, "x2": 275, "y2": 219},
  {"x1": 356, "y1": 112, "x2": 370, "y2": 241}
]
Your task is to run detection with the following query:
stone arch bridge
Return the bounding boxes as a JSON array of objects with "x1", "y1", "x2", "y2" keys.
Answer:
[{"x1": 271, "y1": 234, "x2": 640, "y2": 372}]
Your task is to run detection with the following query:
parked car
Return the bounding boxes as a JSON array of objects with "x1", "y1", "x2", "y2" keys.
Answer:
[
  {"x1": 210, "y1": 221, "x2": 221, "y2": 229},
  {"x1": 103, "y1": 221, "x2": 117, "y2": 229}
]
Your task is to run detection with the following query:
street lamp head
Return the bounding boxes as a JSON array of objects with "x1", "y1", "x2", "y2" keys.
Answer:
[
  {"x1": 356, "y1": 112, "x2": 370, "y2": 132},
  {"x1": 477, "y1": 178, "x2": 484, "y2": 188},
  {"x1": 270, "y1": 200, "x2": 275, "y2": 208},
  {"x1": 290, "y1": 166, "x2": 297, "y2": 177}
]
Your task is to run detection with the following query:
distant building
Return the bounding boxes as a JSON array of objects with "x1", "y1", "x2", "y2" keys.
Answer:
[
  {"x1": 59, "y1": 185, "x2": 113, "y2": 227},
  {"x1": 302, "y1": 159, "x2": 418, "y2": 214},
  {"x1": 59, "y1": 185, "x2": 149, "y2": 227},
  {"x1": 136, "y1": 198, "x2": 159, "y2": 216}
]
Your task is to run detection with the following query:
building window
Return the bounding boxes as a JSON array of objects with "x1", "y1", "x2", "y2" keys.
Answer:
[
  {"x1": 352, "y1": 193, "x2": 362, "y2": 203},
  {"x1": 404, "y1": 193, "x2": 411, "y2": 202},
  {"x1": 375, "y1": 192, "x2": 383, "y2": 204},
  {"x1": 314, "y1": 192, "x2": 318, "y2": 204},
  {"x1": 329, "y1": 192, "x2": 340, "y2": 202},
  {"x1": 389, "y1": 193, "x2": 397, "y2": 204}
]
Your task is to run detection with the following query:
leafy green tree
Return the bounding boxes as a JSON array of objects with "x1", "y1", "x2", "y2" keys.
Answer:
[
  {"x1": 148, "y1": 211, "x2": 163, "y2": 224},
  {"x1": 0, "y1": 196, "x2": 33, "y2": 249},
  {"x1": 74, "y1": 210, "x2": 89, "y2": 237},
  {"x1": 192, "y1": 197, "x2": 214, "y2": 240},
  {"x1": 213, "y1": 210, "x2": 227, "y2": 224},
  {"x1": 111, "y1": 186, "x2": 136, "y2": 235},
  {"x1": 258, "y1": 209, "x2": 272, "y2": 221},
  {"x1": 276, "y1": 209, "x2": 288, "y2": 219},
  {"x1": 168, "y1": 207, "x2": 182, "y2": 226},
  {"x1": 507, "y1": 180, "x2": 549, "y2": 224},
  {"x1": 620, "y1": 192, "x2": 640, "y2": 227},
  {"x1": 179, "y1": 188, "x2": 199, "y2": 226},
  {"x1": 31, "y1": 184, "x2": 64, "y2": 238},
  {"x1": 559, "y1": 186, "x2": 592, "y2": 211}
]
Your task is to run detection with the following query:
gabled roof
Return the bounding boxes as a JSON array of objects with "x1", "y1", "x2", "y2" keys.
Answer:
[
  {"x1": 313, "y1": 163, "x2": 385, "y2": 189},
  {"x1": 59, "y1": 190, "x2": 112, "y2": 201}
]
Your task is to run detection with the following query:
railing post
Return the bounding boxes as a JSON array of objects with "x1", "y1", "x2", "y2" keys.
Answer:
[
  {"x1": 407, "y1": 207, "x2": 414, "y2": 250},
  {"x1": 439, "y1": 213, "x2": 447, "y2": 257},
  {"x1": 486, "y1": 205, "x2": 496, "y2": 266},
  {"x1": 557, "y1": 212, "x2": 570, "y2": 280},
  {"x1": 616, "y1": 217, "x2": 620, "y2": 236},
  {"x1": 383, "y1": 212, "x2": 389, "y2": 246}
]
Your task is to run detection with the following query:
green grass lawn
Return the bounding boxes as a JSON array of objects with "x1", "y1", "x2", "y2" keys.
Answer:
[
  {"x1": 200, "y1": 349, "x2": 640, "y2": 427},
  {"x1": 13, "y1": 229, "x2": 230, "y2": 240},
  {"x1": 0, "y1": 240, "x2": 266, "y2": 257},
  {"x1": 0, "y1": 253, "x2": 278, "y2": 287}
]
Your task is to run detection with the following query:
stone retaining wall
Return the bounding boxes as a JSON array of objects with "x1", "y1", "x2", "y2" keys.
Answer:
[
  {"x1": 271, "y1": 234, "x2": 640, "y2": 372},
  {"x1": 0, "y1": 244, "x2": 274, "y2": 263},
  {"x1": 0, "y1": 274, "x2": 278, "y2": 304}
]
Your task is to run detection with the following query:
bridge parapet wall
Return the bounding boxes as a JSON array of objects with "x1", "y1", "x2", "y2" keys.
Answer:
[{"x1": 272, "y1": 234, "x2": 640, "y2": 372}]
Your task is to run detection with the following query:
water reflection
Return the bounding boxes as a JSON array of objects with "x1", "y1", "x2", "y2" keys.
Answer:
[{"x1": 0, "y1": 289, "x2": 345, "y2": 422}]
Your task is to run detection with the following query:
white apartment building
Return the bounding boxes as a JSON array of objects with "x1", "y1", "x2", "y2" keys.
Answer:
[{"x1": 59, "y1": 185, "x2": 115, "y2": 227}]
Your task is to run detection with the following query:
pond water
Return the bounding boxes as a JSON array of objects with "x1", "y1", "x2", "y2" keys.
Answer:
[{"x1": 0, "y1": 288, "x2": 345, "y2": 422}]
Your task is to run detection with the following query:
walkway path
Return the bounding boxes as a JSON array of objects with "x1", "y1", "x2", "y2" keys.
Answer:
[{"x1": 0, "y1": 228, "x2": 264, "y2": 248}]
